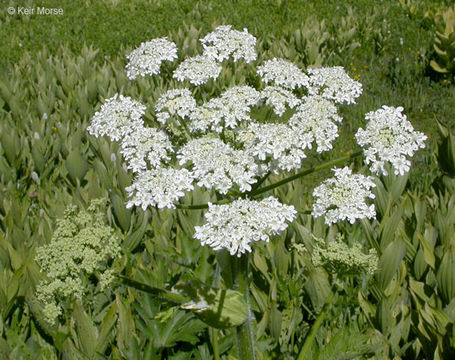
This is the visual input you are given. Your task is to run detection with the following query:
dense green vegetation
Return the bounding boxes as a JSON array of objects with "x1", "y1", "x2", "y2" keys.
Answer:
[{"x1": 1, "y1": 0, "x2": 455, "y2": 359}]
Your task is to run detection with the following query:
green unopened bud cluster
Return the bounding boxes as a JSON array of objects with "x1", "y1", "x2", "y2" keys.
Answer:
[
  {"x1": 35, "y1": 199, "x2": 121, "y2": 323},
  {"x1": 309, "y1": 234, "x2": 378, "y2": 276}
]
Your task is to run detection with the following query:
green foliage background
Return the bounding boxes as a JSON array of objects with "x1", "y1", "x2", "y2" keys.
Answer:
[{"x1": 0, "y1": 0, "x2": 455, "y2": 359}]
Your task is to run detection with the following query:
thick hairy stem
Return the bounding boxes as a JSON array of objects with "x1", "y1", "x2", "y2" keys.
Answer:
[{"x1": 234, "y1": 254, "x2": 256, "y2": 360}]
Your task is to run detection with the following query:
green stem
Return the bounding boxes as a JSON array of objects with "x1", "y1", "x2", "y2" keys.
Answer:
[
  {"x1": 211, "y1": 327, "x2": 221, "y2": 360},
  {"x1": 233, "y1": 254, "x2": 256, "y2": 360},
  {"x1": 174, "y1": 151, "x2": 362, "y2": 210},
  {"x1": 175, "y1": 198, "x2": 232, "y2": 210},
  {"x1": 297, "y1": 291, "x2": 335, "y2": 360},
  {"x1": 249, "y1": 151, "x2": 362, "y2": 197},
  {"x1": 176, "y1": 116, "x2": 192, "y2": 140},
  {"x1": 250, "y1": 171, "x2": 272, "y2": 193},
  {"x1": 296, "y1": 209, "x2": 312, "y2": 215},
  {"x1": 117, "y1": 276, "x2": 189, "y2": 304}
]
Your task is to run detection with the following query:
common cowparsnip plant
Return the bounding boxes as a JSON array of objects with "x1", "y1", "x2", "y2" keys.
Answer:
[{"x1": 86, "y1": 25, "x2": 427, "y2": 359}]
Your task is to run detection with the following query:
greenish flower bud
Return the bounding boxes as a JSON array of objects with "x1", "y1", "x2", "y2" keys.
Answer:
[
  {"x1": 35, "y1": 199, "x2": 121, "y2": 324},
  {"x1": 307, "y1": 234, "x2": 378, "y2": 276}
]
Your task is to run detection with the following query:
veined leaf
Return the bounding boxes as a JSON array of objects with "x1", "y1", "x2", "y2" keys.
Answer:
[
  {"x1": 377, "y1": 238, "x2": 406, "y2": 291},
  {"x1": 116, "y1": 296, "x2": 136, "y2": 353},
  {"x1": 177, "y1": 280, "x2": 248, "y2": 329},
  {"x1": 437, "y1": 251, "x2": 455, "y2": 305},
  {"x1": 95, "y1": 302, "x2": 117, "y2": 355},
  {"x1": 73, "y1": 300, "x2": 98, "y2": 358}
]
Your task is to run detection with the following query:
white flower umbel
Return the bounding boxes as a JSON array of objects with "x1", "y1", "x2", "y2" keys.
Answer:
[
  {"x1": 188, "y1": 104, "x2": 219, "y2": 133},
  {"x1": 312, "y1": 167, "x2": 376, "y2": 225},
  {"x1": 200, "y1": 25, "x2": 257, "y2": 63},
  {"x1": 126, "y1": 167, "x2": 194, "y2": 209},
  {"x1": 290, "y1": 96, "x2": 342, "y2": 152},
  {"x1": 88, "y1": 94, "x2": 146, "y2": 141},
  {"x1": 257, "y1": 58, "x2": 309, "y2": 90},
  {"x1": 307, "y1": 66, "x2": 362, "y2": 104},
  {"x1": 261, "y1": 86, "x2": 301, "y2": 116},
  {"x1": 120, "y1": 125, "x2": 173, "y2": 173},
  {"x1": 173, "y1": 55, "x2": 222, "y2": 85},
  {"x1": 177, "y1": 137, "x2": 258, "y2": 193},
  {"x1": 154, "y1": 89, "x2": 197, "y2": 124},
  {"x1": 126, "y1": 38, "x2": 178, "y2": 80},
  {"x1": 194, "y1": 197, "x2": 296, "y2": 256},
  {"x1": 239, "y1": 122, "x2": 311, "y2": 173},
  {"x1": 218, "y1": 86, "x2": 261, "y2": 129},
  {"x1": 355, "y1": 106, "x2": 427, "y2": 176},
  {"x1": 189, "y1": 86, "x2": 261, "y2": 132}
]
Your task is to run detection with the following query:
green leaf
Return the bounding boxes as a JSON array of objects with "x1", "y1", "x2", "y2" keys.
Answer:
[
  {"x1": 7, "y1": 267, "x2": 23, "y2": 303},
  {"x1": 372, "y1": 179, "x2": 389, "y2": 218},
  {"x1": 437, "y1": 251, "x2": 455, "y2": 305},
  {"x1": 178, "y1": 280, "x2": 248, "y2": 329},
  {"x1": 438, "y1": 128, "x2": 455, "y2": 176},
  {"x1": 123, "y1": 211, "x2": 150, "y2": 252},
  {"x1": 66, "y1": 150, "x2": 88, "y2": 182},
  {"x1": 304, "y1": 267, "x2": 331, "y2": 310},
  {"x1": 358, "y1": 292, "x2": 376, "y2": 322},
  {"x1": 379, "y1": 205, "x2": 403, "y2": 250},
  {"x1": 110, "y1": 191, "x2": 131, "y2": 232},
  {"x1": 62, "y1": 338, "x2": 90, "y2": 360},
  {"x1": 377, "y1": 238, "x2": 406, "y2": 291},
  {"x1": 389, "y1": 172, "x2": 408, "y2": 203},
  {"x1": 95, "y1": 302, "x2": 117, "y2": 355},
  {"x1": 116, "y1": 296, "x2": 135, "y2": 353},
  {"x1": 418, "y1": 233, "x2": 435, "y2": 269},
  {"x1": 430, "y1": 60, "x2": 449, "y2": 73},
  {"x1": 253, "y1": 250, "x2": 271, "y2": 283},
  {"x1": 269, "y1": 302, "x2": 282, "y2": 341},
  {"x1": 73, "y1": 300, "x2": 98, "y2": 358}
]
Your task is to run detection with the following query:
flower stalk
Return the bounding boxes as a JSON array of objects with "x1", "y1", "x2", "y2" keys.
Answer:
[
  {"x1": 175, "y1": 150, "x2": 363, "y2": 210},
  {"x1": 232, "y1": 254, "x2": 256, "y2": 360},
  {"x1": 248, "y1": 150, "x2": 362, "y2": 197}
]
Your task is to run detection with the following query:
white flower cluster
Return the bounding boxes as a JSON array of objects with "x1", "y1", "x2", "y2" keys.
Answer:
[
  {"x1": 312, "y1": 167, "x2": 376, "y2": 225},
  {"x1": 201, "y1": 25, "x2": 257, "y2": 63},
  {"x1": 87, "y1": 25, "x2": 427, "y2": 249},
  {"x1": 355, "y1": 106, "x2": 427, "y2": 176},
  {"x1": 189, "y1": 86, "x2": 261, "y2": 132},
  {"x1": 126, "y1": 38, "x2": 178, "y2": 80},
  {"x1": 187, "y1": 104, "x2": 218, "y2": 133},
  {"x1": 307, "y1": 66, "x2": 362, "y2": 104},
  {"x1": 155, "y1": 89, "x2": 197, "y2": 124},
  {"x1": 173, "y1": 55, "x2": 222, "y2": 85},
  {"x1": 311, "y1": 235, "x2": 378, "y2": 275},
  {"x1": 257, "y1": 58, "x2": 309, "y2": 89},
  {"x1": 290, "y1": 96, "x2": 342, "y2": 152},
  {"x1": 120, "y1": 125, "x2": 173, "y2": 173},
  {"x1": 87, "y1": 94, "x2": 146, "y2": 141},
  {"x1": 126, "y1": 167, "x2": 194, "y2": 209},
  {"x1": 178, "y1": 137, "x2": 258, "y2": 193},
  {"x1": 239, "y1": 122, "x2": 311, "y2": 173},
  {"x1": 194, "y1": 197, "x2": 296, "y2": 256},
  {"x1": 261, "y1": 86, "x2": 301, "y2": 116}
]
